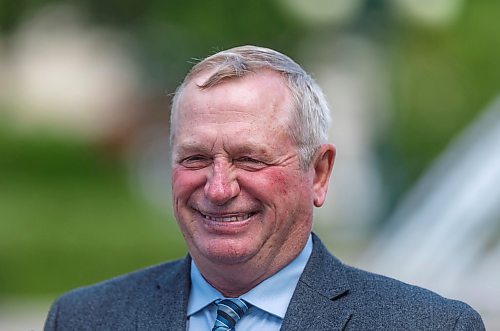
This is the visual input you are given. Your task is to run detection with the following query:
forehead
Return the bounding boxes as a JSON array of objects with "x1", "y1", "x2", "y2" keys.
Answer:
[
  {"x1": 171, "y1": 69, "x2": 295, "y2": 152},
  {"x1": 175, "y1": 69, "x2": 292, "y2": 123}
]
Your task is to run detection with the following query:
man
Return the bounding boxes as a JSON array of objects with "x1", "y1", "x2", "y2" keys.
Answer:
[{"x1": 44, "y1": 45, "x2": 485, "y2": 330}]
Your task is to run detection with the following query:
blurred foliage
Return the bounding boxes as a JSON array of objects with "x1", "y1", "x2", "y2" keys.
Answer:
[
  {"x1": 0, "y1": 0, "x2": 303, "y2": 88},
  {"x1": 0, "y1": 131, "x2": 186, "y2": 295},
  {"x1": 393, "y1": 1, "x2": 499, "y2": 175},
  {"x1": 379, "y1": 0, "x2": 500, "y2": 208}
]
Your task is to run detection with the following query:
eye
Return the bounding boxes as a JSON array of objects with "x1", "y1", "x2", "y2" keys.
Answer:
[
  {"x1": 234, "y1": 156, "x2": 267, "y2": 171},
  {"x1": 180, "y1": 155, "x2": 211, "y2": 169}
]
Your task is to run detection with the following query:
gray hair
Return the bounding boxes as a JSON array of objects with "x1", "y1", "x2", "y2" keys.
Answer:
[{"x1": 170, "y1": 45, "x2": 331, "y2": 168}]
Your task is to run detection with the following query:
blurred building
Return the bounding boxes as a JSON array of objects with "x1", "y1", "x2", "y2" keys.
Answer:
[{"x1": 362, "y1": 96, "x2": 500, "y2": 327}]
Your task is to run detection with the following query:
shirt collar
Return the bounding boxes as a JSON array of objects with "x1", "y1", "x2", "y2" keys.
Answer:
[{"x1": 187, "y1": 234, "x2": 313, "y2": 319}]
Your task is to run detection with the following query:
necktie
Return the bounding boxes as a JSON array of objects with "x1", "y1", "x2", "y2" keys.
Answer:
[{"x1": 211, "y1": 298, "x2": 251, "y2": 331}]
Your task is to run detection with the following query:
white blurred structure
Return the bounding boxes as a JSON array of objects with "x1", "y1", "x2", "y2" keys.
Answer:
[
  {"x1": 1, "y1": 4, "x2": 140, "y2": 140},
  {"x1": 303, "y1": 35, "x2": 390, "y2": 238},
  {"x1": 125, "y1": 121, "x2": 172, "y2": 217},
  {"x1": 278, "y1": 0, "x2": 466, "y2": 29},
  {"x1": 277, "y1": 0, "x2": 363, "y2": 26},
  {"x1": 362, "y1": 96, "x2": 500, "y2": 327},
  {"x1": 390, "y1": 0, "x2": 466, "y2": 28},
  {"x1": 0, "y1": 299, "x2": 50, "y2": 331}
]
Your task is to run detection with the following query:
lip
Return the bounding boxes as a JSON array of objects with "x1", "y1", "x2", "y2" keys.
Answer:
[
  {"x1": 194, "y1": 209, "x2": 259, "y2": 233},
  {"x1": 199, "y1": 211, "x2": 254, "y2": 223}
]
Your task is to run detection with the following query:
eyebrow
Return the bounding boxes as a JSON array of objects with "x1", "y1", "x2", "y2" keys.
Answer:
[
  {"x1": 173, "y1": 141, "x2": 210, "y2": 155},
  {"x1": 174, "y1": 140, "x2": 270, "y2": 156}
]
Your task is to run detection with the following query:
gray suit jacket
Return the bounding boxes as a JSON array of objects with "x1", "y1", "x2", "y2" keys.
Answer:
[{"x1": 44, "y1": 234, "x2": 485, "y2": 330}]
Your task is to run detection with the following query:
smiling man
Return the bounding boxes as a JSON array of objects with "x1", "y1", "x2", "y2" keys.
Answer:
[{"x1": 44, "y1": 46, "x2": 485, "y2": 330}]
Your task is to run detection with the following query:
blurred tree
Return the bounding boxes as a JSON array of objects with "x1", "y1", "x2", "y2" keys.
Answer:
[{"x1": 389, "y1": 0, "x2": 500, "y2": 190}]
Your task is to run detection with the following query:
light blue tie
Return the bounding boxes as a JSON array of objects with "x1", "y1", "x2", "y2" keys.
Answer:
[{"x1": 211, "y1": 298, "x2": 251, "y2": 331}]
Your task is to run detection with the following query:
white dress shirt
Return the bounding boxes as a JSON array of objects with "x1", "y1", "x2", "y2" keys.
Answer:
[{"x1": 186, "y1": 235, "x2": 313, "y2": 331}]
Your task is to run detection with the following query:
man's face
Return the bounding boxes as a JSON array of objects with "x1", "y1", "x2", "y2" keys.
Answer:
[{"x1": 171, "y1": 70, "x2": 317, "y2": 271}]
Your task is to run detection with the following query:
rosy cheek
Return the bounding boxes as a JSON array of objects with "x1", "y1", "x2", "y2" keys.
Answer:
[
  {"x1": 172, "y1": 168, "x2": 206, "y2": 196},
  {"x1": 268, "y1": 170, "x2": 290, "y2": 196},
  {"x1": 171, "y1": 167, "x2": 186, "y2": 184},
  {"x1": 240, "y1": 168, "x2": 292, "y2": 197}
]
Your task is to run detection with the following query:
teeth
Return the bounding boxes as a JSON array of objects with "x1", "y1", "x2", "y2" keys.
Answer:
[{"x1": 203, "y1": 213, "x2": 252, "y2": 222}]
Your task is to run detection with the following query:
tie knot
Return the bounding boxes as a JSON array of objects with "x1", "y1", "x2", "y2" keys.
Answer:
[{"x1": 212, "y1": 298, "x2": 251, "y2": 331}]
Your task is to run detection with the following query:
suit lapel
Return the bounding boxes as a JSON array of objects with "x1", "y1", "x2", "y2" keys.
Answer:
[
  {"x1": 281, "y1": 234, "x2": 352, "y2": 331},
  {"x1": 136, "y1": 237, "x2": 353, "y2": 330},
  {"x1": 135, "y1": 256, "x2": 191, "y2": 330}
]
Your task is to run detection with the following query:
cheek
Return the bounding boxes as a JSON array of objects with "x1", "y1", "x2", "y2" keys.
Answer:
[
  {"x1": 171, "y1": 168, "x2": 205, "y2": 199},
  {"x1": 269, "y1": 170, "x2": 291, "y2": 196},
  {"x1": 241, "y1": 168, "x2": 308, "y2": 201}
]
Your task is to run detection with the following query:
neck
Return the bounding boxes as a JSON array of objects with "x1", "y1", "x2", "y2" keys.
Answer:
[
  {"x1": 198, "y1": 262, "x2": 273, "y2": 297},
  {"x1": 192, "y1": 232, "x2": 310, "y2": 297}
]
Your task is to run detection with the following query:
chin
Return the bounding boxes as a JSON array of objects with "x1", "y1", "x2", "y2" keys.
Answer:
[{"x1": 197, "y1": 237, "x2": 260, "y2": 265}]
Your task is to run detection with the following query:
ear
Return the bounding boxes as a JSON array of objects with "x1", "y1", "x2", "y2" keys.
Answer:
[{"x1": 312, "y1": 144, "x2": 336, "y2": 207}]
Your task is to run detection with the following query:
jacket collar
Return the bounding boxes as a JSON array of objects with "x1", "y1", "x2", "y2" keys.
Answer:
[
  {"x1": 146, "y1": 234, "x2": 352, "y2": 330},
  {"x1": 281, "y1": 233, "x2": 352, "y2": 330},
  {"x1": 134, "y1": 256, "x2": 191, "y2": 330}
]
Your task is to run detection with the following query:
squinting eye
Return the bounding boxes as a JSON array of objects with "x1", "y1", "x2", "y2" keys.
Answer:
[
  {"x1": 237, "y1": 157, "x2": 261, "y2": 163},
  {"x1": 180, "y1": 155, "x2": 211, "y2": 168},
  {"x1": 234, "y1": 157, "x2": 267, "y2": 170}
]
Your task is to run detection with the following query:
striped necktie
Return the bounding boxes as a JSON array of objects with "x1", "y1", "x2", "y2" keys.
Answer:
[{"x1": 211, "y1": 298, "x2": 251, "y2": 331}]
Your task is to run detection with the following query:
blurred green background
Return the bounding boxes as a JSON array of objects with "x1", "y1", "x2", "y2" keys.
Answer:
[
  {"x1": 0, "y1": 132, "x2": 186, "y2": 295},
  {"x1": 1, "y1": 0, "x2": 499, "y2": 328}
]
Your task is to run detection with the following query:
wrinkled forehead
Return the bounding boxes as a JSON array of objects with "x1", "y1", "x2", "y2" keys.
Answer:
[
  {"x1": 174, "y1": 69, "x2": 293, "y2": 123},
  {"x1": 169, "y1": 70, "x2": 297, "y2": 153}
]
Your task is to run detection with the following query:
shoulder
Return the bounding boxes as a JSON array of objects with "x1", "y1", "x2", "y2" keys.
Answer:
[
  {"x1": 304, "y1": 234, "x2": 485, "y2": 329},
  {"x1": 342, "y1": 265, "x2": 484, "y2": 329},
  {"x1": 44, "y1": 258, "x2": 190, "y2": 330},
  {"x1": 344, "y1": 263, "x2": 474, "y2": 312},
  {"x1": 58, "y1": 258, "x2": 186, "y2": 303}
]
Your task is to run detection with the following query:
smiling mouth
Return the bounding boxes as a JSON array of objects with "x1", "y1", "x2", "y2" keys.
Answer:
[{"x1": 199, "y1": 212, "x2": 255, "y2": 222}]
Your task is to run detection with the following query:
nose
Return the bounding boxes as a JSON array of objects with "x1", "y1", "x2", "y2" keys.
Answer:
[{"x1": 204, "y1": 159, "x2": 240, "y2": 205}]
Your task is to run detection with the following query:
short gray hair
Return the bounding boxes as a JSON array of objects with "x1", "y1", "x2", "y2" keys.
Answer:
[{"x1": 170, "y1": 45, "x2": 331, "y2": 168}]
